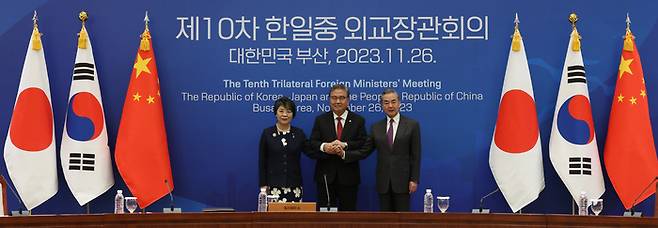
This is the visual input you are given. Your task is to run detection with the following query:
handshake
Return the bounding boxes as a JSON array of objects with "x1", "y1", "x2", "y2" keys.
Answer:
[{"x1": 323, "y1": 140, "x2": 347, "y2": 158}]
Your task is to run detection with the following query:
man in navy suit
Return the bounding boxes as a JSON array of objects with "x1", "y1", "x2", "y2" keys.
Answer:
[
  {"x1": 346, "y1": 88, "x2": 421, "y2": 211},
  {"x1": 307, "y1": 84, "x2": 367, "y2": 211}
]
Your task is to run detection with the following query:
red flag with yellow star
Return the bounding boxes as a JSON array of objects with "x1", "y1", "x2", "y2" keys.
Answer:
[
  {"x1": 603, "y1": 29, "x2": 658, "y2": 210},
  {"x1": 115, "y1": 27, "x2": 173, "y2": 208}
]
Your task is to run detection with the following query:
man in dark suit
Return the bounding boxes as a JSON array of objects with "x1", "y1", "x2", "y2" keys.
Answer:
[
  {"x1": 307, "y1": 84, "x2": 367, "y2": 211},
  {"x1": 346, "y1": 88, "x2": 421, "y2": 211}
]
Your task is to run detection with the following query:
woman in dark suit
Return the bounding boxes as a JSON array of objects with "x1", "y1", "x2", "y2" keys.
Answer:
[{"x1": 259, "y1": 97, "x2": 306, "y2": 202}]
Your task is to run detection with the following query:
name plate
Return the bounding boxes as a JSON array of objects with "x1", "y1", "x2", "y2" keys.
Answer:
[{"x1": 268, "y1": 202, "x2": 316, "y2": 212}]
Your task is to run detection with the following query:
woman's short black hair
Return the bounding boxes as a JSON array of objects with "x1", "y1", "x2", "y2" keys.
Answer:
[{"x1": 274, "y1": 96, "x2": 296, "y2": 118}]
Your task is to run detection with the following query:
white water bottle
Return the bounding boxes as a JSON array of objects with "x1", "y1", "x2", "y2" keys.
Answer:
[
  {"x1": 423, "y1": 189, "x2": 434, "y2": 213},
  {"x1": 258, "y1": 187, "x2": 268, "y2": 212},
  {"x1": 114, "y1": 190, "x2": 125, "y2": 214},
  {"x1": 578, "y1": 191, "x2": 588, "y2": 215}
]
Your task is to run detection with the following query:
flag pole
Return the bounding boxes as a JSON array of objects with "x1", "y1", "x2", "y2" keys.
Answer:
[
  {"x1": 140, "y1": 11, "x2": 151, "y2": 51},
  {"x1": 31, "y1": 10, "x2": 42, "y2": 51},
  {"x1": 511, "y1": 13, "x2": 521, "y2": 52},
  {"x1": 569, "y1": 12, "x2": 580, "y2": 51},
  {"x1": 623, "y1": 13, "x2": 634, "y2": 51},
  {"x1": 78, "y1": 11, "x2": 88, "y2": 49},
  {"x1": 569, "y1": 13, "x2": 580, "y2": 216}
]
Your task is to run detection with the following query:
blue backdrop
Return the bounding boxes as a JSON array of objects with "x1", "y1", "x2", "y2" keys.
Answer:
[{"x1": 0, "y1": 0, "x2": 656, "y2": 215}]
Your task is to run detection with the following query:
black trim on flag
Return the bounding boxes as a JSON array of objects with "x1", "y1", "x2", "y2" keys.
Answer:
[
  {"x1": 83, "y1": 154, "x2": 95, "y2": 159},
  {"x1": 568, "y1": 78, "x2": 587, "y2": 84},
  {"x1": 75, "y1": 63, "x2": 94, "y2": 68},
  {"x1": 68, "y1": 152, "x2": 96, "y2": 172},
  {"x1": 74, "y1": 69, "x2": 94, "y2": 74},
  {"x1": 567, "y1": 65, "x2": 587, "y2": 84},
  {"x1": 73, "y1": 75, "x2": 95, "y2": 81},
  {"x1": 567, "y1": 71, "x2": 586, "y2": 77},
  {"x1": 568, "y1": 156, "x2": 593, "y2": 176}
]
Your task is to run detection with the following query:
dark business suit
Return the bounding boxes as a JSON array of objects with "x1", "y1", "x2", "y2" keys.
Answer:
[
  {"x1": 348, "y1": 115, "x2": 421, "y2": 211},
  {"x1": 259, "y1": 126, "x2": 306, "y2": 188},
  {"x1": 307, "y1": 111, "x2": 367, "y2": 211}
]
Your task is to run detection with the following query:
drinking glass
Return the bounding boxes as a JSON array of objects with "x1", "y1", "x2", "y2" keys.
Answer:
[
  {"x1": 125, "y1": 197, "x2": 138, "y2": 213},
  {"x1": 590, "y1": 199, "x2": 603, "y2": 216},
  {"x1": 437, "y1": 196, "x2": 450, "y2": 213}
]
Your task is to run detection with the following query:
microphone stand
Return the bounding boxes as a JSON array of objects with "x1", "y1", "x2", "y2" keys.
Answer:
[
  {"x1": 2, "y1": 175, "x2": 28, "y2": 216},
  {"x1": 624, "y1": 177, "x2": 658, "y2": 217},
  {"x1": 162, "y1": 179, "x2": 181, "y2": 213},
  {"x1": 472, "y1": 188, "x2": 499, "y2": 213},
  {"x1": 320, "y1": 175, "x2": 337, "y2": 212}
]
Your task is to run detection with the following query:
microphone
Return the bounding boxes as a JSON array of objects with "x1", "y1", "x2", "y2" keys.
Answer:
[
  {"x1": 480, "y1": 188, "x2": 500, "y2": 211},
  {"x1": 626, "y1": 176, "x2": 658, "y2": 217},
  {"x1": 324, "y1": 175, "x2": 331, "y2": 208},
  {"x1": 472, "y1": 188, "x2": 499, "y2": 214},
  {"x1": 1, "y1": 175, "x2": 27, "y2": 216},
  {"x1": 165, "y1": 179, "x2": 174, "y2": 211},
  {"x1": 320, "y1": 174, "x2": 337, "y2": 212},
  {"x1": 162, "y1": 179, "x2": 181, "y2": 213}
]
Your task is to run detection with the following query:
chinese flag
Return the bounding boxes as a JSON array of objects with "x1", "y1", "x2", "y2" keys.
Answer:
[
  {"x1": 115, "y1": 28, "x2": 173, "y2": 208},
  {"x1": 604, "y1": 30, "x2": 658, "y2": 210}
]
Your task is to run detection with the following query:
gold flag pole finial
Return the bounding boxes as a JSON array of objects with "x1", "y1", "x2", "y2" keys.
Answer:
[
  {"x1": 78, "y1": 11, "x2": 89, "y2": 49},
  {"x1": 569, "y1": 13, "x2": 578, "y2": 29},
  {"x1": 569, "y1": 12, "x2": 581, "y2": 51},
  {"x1": 140, "y1": 10, "x2": 152, "y2": 51},
  {"x1": 511, "y1": 13, "x2": 521, "y2": 52},
  {"x1": 32, "y1": 10, "x2": 38, "y2": 28},
  {"x1": 624, "y1": 13, "x2": 634, "y2": 51},
  {"x1": 144, "y1": 11, "x2": 150, "y2": 31},
  {"x1": 31, "y1": 10, "x2": 42, "y2": 50}
]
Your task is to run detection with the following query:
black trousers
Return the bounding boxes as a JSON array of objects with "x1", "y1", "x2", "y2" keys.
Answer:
[
  {"x1": 379, "y1": 181, "x2": 410, "y2": 212},
  {"x1": 316, "y1": 181, "x2": 358, "y2": 211}
]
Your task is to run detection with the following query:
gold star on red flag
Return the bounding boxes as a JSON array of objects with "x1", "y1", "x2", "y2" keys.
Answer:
[
  {"x1": 147, "y1": 95, "x2": 155, "y2": 104},
  {"x1": 132, "y1": 92, "x2": 142, "y2": 102},
  {"x1": 133, "y1": 54, "x2": 152, "y2": 78},
  {"x1": 618, "y1": 56, "x2": 633, "y2": 79}
]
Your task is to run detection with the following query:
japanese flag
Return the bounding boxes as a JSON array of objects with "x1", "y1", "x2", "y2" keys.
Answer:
[
  {"x1": 4, "y1": 26, "x2": 58, "y2": 210},
  {"x1": 489, "y1": 27, "x2": 545, "y2": 212}
]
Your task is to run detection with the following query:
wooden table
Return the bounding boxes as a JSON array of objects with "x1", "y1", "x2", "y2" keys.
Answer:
[{"x1": 0, "y1": 212, "x2": 656, "y2": 227}]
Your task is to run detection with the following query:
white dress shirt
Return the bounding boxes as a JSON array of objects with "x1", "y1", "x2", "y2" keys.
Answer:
[{"x1": 320, "y1": 110, "x2": 349, "y2": 152}]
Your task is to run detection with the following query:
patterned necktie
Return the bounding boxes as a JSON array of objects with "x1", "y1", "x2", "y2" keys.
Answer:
[
  {"x1": 387, "y1": 118, "x2": 394, "y2": 147},
  {"x1": 336, "y1": 116, "x2": 343, "y2": 140}
]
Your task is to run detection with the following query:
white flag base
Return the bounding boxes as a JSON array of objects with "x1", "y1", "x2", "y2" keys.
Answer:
[
  {"x1": 471, "y1": 208, "x2": 490, "y2": 214},
  {"x1": 163, "y1": 207, "x2": 182, "y2": 213},
  {"x1": 11, "y1": 210, "x2": 30, "y2": 216},
  {"x1": 319, "y1": 207, "x2": 338, "y2": 212},
  {"x1": 623, "y1": 211, "x2": 642, "y2": 217}
]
